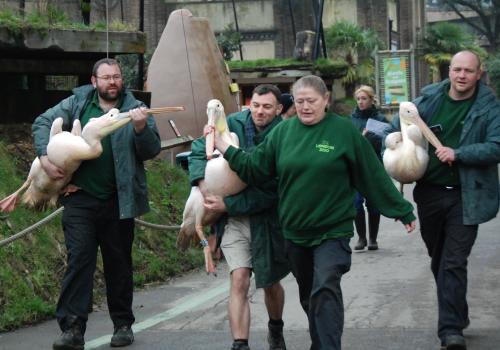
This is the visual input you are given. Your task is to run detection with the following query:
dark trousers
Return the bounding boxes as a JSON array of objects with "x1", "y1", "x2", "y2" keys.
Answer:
[
  {"x1": 56, "y1": 191, "x2": 135, "y2": 333},
  {"x1": 285, "y1": 237, "x2": 351, "y2": 350},
  {"x1": 354, "y1": 191, "x2": 379, "y2": 215},
  {"x1": 413, "y1": 183, "x2": 478, "y2": 342}
]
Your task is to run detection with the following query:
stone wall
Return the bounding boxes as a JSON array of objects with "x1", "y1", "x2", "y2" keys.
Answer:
[
  {"x1": 1, "y1": 0, "x2": 426, "y2": 68},
  {"x1": 357, "y1": 0, "x2": 389, "y2": 47}
]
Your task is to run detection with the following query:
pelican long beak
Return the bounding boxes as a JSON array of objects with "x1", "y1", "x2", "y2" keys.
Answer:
[
  {"x1": 97, "y1": 111, "x2": 131, "y2": 137},
  {"x1": 206, "y1": 107, "x2": 216, "y2": 160},
  {"x1": 408, "y1": 113, "x2": 443, "y2": 149}
]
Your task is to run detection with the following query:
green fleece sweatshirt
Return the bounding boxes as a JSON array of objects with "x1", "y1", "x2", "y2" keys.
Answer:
[{"x1": 225, "y1": 112, "x2": 415, "y2": 246}]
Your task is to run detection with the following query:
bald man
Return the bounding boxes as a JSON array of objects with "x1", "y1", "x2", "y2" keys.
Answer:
[{"x1": 387, "y1": 50, "x2": 500, "y2": 349}]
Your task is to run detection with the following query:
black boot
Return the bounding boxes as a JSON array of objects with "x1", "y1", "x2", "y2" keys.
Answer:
[
  {"x1": 231, "y1": 340, "x2": 250, "y2": 350},
  {"x1": 53, "y1": 324, "x2": 84, "y2": 350},
  {"x1": 367, "y1": 212, "x2": 380, "y2": 250},
  {"x1": 268, "y1": 320, "x2": 287, "y2": 350},
  {"x1": 354, "y1": 211, "x2": 367, "y2": 250},
  {"x1": 110, "y1": 325, "x2": 134, "y2": 347}
]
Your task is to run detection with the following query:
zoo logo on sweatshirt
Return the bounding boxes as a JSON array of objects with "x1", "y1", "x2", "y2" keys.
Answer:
[{"x1": 315, "y1": 140, "x2": 335, "y2": 153}]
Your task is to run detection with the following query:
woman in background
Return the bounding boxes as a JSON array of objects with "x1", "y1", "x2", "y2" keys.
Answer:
[{"x1": 350, "y1": 85, "x2": 389, "y2": 250}]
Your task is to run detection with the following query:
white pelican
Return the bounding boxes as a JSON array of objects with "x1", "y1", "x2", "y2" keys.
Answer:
[
  {"x1": 0, "y1": 106, "x2": 183, "y2": 213},
  {"x1": 383, "y1": 101, "x2": 444, "y2": 185},
  {"x1": 177, "y1": 99, "x2": 246, "y2": 274}
]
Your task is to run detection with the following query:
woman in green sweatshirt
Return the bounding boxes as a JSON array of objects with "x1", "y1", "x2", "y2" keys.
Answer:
[{"x1": 210, "y1": 75, "x2": 416, "y2": 350}]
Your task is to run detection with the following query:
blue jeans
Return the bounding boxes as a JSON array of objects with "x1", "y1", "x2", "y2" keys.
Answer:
[
  {"x1": 285, "y1": 237, "x2": 351, "y2": 350},
  {"x1": 413, "y1": 183, "x2": 478, "y2": 342}
]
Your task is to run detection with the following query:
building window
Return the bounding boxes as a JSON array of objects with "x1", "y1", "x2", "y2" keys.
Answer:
[{"x1": 46, "y1": 75, "x2": 78, "y2": 91}]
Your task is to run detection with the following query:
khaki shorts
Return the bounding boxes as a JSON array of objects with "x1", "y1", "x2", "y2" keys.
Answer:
[{"x1": 220, "y1": 216, "x2": 252, "y2": 272}]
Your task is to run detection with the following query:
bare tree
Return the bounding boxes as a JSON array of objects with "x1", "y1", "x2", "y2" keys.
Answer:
[{"x1": 438, "y1": 0, "x2": 499, "y2": 51}]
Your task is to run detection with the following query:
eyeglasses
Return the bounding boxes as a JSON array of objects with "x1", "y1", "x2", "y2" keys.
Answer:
[{"x1": 96, "y1": 74, "x2": 122, "y2": 82}]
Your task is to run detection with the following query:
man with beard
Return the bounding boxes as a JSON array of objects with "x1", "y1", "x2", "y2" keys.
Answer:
[{"x1": 32, "y1": 58, "x2": 161, "y2": 350}]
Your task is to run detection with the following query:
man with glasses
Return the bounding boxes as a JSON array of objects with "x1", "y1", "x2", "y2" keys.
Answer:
[{"x1": 32, "y1": 58, "x2": 161, "y2": 350}]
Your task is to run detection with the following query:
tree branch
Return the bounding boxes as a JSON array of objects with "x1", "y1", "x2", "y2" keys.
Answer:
[{"x1": 443, "y1": 0, "x2": 495, "y2": 46}]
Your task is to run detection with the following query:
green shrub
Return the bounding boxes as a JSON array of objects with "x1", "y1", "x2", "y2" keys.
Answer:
[{"x1": 0, "y1": 144, "x2": 200, "y2": 331}]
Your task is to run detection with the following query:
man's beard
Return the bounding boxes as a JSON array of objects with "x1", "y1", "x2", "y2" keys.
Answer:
[{"x1": 97, "y1": 86, "x2": 121, "y2": 102}]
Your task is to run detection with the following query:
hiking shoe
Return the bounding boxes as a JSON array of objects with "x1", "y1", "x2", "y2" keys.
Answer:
[
  {"x1": 268, "y1": 322, "x2": 287, "y2": 350},
  {"x1": 110, "y1": 325, "x2": 134, "y2": 347},
  {"x1": 53, "y1": 325, "x2": 84, "y2": 350}
]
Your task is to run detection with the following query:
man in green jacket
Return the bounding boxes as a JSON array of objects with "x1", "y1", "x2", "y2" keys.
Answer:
[
  {"x1": 189, "y1": 84, "x2": 289, "y2": 350},
  {"x1": 388, "y1": 51, "x2": 500, "y2": 350},
  {"x1": 32, "y1": 58, "x2": 161, "y2": 350}
]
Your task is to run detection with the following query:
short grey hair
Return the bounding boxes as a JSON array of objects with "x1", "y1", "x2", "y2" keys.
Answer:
[{"x1": 292, "y1": 75, "x2": 328, "y2": 97}]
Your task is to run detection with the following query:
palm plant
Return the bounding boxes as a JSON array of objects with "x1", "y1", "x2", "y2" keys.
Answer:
[
  {"x1": 325, "y1": 21, "x2": 384, "y2": 97},
  {"x1": 422, "y1": 22, "x2": 487, "y2": 80}
]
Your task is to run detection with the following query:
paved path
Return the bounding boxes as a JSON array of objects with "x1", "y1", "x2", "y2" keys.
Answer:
[{"x1": 1, "y1": 187, "x2": 499, "y2": 350}]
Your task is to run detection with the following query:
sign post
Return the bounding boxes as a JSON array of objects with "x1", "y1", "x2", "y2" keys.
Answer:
[{"x1": 375, "y1": 49, "x2": 416, "y2": 117}]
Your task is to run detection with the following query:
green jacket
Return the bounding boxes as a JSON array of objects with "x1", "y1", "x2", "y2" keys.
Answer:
[
  {"x1": 32, "y1": 84, "x2": 161, "y2": 219},
  {"x1": 388, "y1": 80, "x2": 500, "y2": 225},
  {"x1": 188, "y1": 110, "x2": 289, "y2": 288},
  {"x1": 224, "y1": 112, "x2": 416, "y2": 245}
]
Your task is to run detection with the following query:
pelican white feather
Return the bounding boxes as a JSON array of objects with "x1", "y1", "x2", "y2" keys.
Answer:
[
  {"x1": 383, "y1": 101, "x2": 443, "y2": 185},
  {"x1": 177, "y1": 99, "x2": 246, "y2": 274}
]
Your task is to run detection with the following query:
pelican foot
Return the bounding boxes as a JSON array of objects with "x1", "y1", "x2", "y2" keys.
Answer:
[
  {"x1": 204, "y1": 246, "x2": 217, "y2": 276},
  {"x1": 0, "y1": 193, "x2": 19, "y2": 213}
]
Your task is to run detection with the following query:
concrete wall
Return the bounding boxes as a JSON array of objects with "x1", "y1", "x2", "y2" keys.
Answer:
[
  {"x1": 388, "y1": 0, "x2": 398, "y2": 31},
  {"x1": 162, "y1": 0, "x2": 274, "y2": 32},
  {"x1": 323, "y1": 0, "x2": 357, "y2": 27},
  {"x1": 161, "y1": 0, "x2": 275, "y2": 60},
  {"x1": 238, "y1": 40, "x2": 275, "y2": 60}
]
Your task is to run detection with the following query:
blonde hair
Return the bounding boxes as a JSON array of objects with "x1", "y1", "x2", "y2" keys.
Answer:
[{"x1": 355, "y1": 85, "x2": 378, "y2": 106}]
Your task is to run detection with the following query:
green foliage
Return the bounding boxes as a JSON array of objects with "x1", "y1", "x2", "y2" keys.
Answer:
[
  {"x1": 0, "y1": 6, "x2": 132, "y2": 34},
  {"x1": 227, "y1": 58, "x2": 302, "y2": 70},
  {"x1": 0, "y1": 144, "x2": 200, "y2": 331},
  {"x1": 227, "y1": 57, "x2": 348, "y2": 78},
  {"x1": 93, "y1": 19, "x2": 136, "y2": 32},
  {"x1": 0, "y1": 9, "x2": 23, "y2": 33},
  {"x1": 116, "y1": 51, "x2": 153, "y2": 90},
  {"x1": 312, "y1": 58, "x2": 349, "y2": 77},
  {"x1": 325, "y1": 21, "x2": 384, "y2": 95},
  {"x1": 80, "y1": 0, "x2": 91, "y2": 13},
  {"x1": 422, "y1": 22, "x2": 487, "y2": 79},
  {"x1": 423, "y1": 22, "x2": 475, "y2": 54},
  {"x1": 486, "y1": 52, "x2": 500, "y2": 96},
  {"x1": 216, "y1": 24, "x2": 241, "y2": 60}
]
